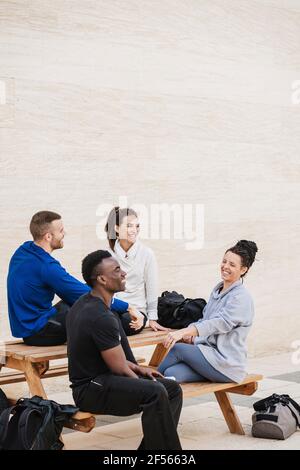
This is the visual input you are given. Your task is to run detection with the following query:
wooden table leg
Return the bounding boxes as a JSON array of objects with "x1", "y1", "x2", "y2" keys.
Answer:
[
  {"x1": 214, "y1": 391, "x2": 245, "y2": 435},
  {"x1": 148, "y1": 343, "x2": 169, "y2": 368},
  {"x1": 35, "y1": 361, "x2": 49, "y2": 377},
  {"x1": 23, "y1": 361, "x2": 48, "y2": 399},
  {"x1": 5, "y1": 356, "x2": 25, "y2": 372}
]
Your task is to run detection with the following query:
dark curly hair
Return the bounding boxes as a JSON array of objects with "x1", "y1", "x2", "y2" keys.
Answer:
[
  {"x1": 226, "y1": 240, "x2": 258, "y2": 277},
  {"x1": 81, "y1": 250, "x2": 112, "y2": 287}
]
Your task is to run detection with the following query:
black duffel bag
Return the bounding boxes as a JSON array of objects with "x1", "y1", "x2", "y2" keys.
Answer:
[{"x1": 158, "y1": 291, "x2": 206, "y2": 329}]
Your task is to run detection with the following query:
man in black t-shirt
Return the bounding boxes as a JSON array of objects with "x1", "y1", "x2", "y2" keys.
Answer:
[{"x1": 66, "y1": 250, "x2": 182, "y2": 450}]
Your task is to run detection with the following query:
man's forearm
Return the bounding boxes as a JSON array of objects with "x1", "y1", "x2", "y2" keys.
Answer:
[
  {"x1": 107, "y1": 359, "x2": 138, "y2": 378},
  {"x1": 112, "y1": 362, "x2": 138, "y2": 378},
  {"x1": 127, "y1": 361, "x2": 141, "y2": 375}
]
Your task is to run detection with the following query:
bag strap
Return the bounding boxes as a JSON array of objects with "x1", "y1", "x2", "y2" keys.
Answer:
[
  {"x1": 173, "y1": 300, "x2": 188, "y2": 320},
  {"x1": 253, "y1": 394, "x2": 280, "y2": 412},
  {"x1": 285, "y1": 403, "x2": 300, "y2": 428},
  {"x1": 255, "y1": 414, "x2": 278, "y2": 423},
  {"x1": 285, "y1": 396, "x2": 300, "y2": 416},
  {"x1": 18, "y1": 407, "x2": 44, "y2": 450},
  {"x1": 0, "y1": 405, "x2": 18, "y2": 448}
]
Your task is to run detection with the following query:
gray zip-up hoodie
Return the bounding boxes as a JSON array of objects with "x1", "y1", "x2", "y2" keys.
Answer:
[{"x1": 192, "y1": 280, "x2": 254, "y2": 383}]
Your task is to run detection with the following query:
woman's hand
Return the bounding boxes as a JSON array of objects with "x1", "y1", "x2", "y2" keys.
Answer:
[
  {"x1": 149, "y1": 320, "x2": 169, "y2": 332},
  {"x1": 181, "y1": 335, "x2": 194, "y2": 345},
  {"x1": 128, "y1": 306, "x2": 144, "y2": 330},
  {"x1": 163, "y1": 330, "x2": 185, "y2": 349}
]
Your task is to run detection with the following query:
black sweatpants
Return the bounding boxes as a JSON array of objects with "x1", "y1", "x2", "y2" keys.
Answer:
[
  {"x1": 73, "y1": 375, "x2": 182, "y2": 450},
  {"x1": 23, "y1": 301, "x2": 70, "y2": 346}
]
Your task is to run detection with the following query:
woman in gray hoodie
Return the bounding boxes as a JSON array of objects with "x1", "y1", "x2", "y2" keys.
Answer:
[{"x1": 158, "y1": 240, "x2": 258, "y2": 383}]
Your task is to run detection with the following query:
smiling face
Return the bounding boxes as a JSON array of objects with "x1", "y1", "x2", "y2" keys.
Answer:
[
  {"x1": 220, "y1": 250, "x2": 248, "y2": 284},
  {"x1": 116, "y1": 215, "x2": 140, "y2": 245},
  {"x1": 96, "y1": 257, "x2": 127, "y2": 293}
]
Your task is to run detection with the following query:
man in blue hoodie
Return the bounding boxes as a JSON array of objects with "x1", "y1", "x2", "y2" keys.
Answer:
[{"x1": 7, "y1": 211, "x2": 132, "y2": 346}]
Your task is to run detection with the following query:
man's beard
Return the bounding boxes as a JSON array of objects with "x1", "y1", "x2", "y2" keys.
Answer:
[{"x1": 51, "y1": 238, "x2": 63, "y2": 250}]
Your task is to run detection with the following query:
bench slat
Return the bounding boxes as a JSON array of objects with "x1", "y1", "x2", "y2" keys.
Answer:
[{"x1": 181, "y1": 374, "x2": 263, "y2": 398}]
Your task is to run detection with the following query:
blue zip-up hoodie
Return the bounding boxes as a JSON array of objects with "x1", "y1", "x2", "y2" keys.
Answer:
[{"x1": 7, "y1": 241, "x2": 128, "y2": 338}]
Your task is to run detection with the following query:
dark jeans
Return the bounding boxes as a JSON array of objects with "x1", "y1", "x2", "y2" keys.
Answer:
[
  {"x1": 73, "y1": 375, "x2": 182, "y2": 450},
  {"x1": 23, "y1": 301, "x2": 70, "y2": 346},
  {"x1": 118, "y1": 311, "x2": 147, "y2": 336}
]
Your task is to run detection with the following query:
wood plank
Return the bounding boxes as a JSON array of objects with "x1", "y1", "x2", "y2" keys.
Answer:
[
  {"x1": 0, "y1": 357, "x2": 145, "y2": 385},
  {"x1": 128, "y1": 328, "x2": 170, "y2": 347},
  {"x1": 0, "y1": 365, "x2": 69, "y2": 384},
  {"x1": 215, "y1": 391, "x2": 245, "y2": 435},
  {"x1": 0, "y1": 339, "x2": 23, "y2": 346},
  {"x1": 181, "y1": 374, "x2": 263, "y2": 398},
  {"x1": 225, "y1": 382, "x2": 258, "y2": 395},
  {"x1": 148, "y1": 343, "x2": 170, "y2": 367},
  {"x1": 0, "y1": 343, "x2": 44, "y2": 357},
  {"x1": 0, "y1": 344, "x2": 67, "y2": 362},
  {"x1": 4, "y1": 356, "x2": 26, "y2": 372},
  {"x1": 1, "y1": 329, "x2": 164, "y2": 362},
  {"x1": 13, "y1": 350, "x2": 68, "y2": 362},
  {"x1": 64, "y1": 412, "x2": 96, "y2": 433},
  {"x1": 129, "y1": 334, "x2": 169, "y2": 348},
  {"x1": 23, "y1": 362, "x2": 47, "y2": 398}
]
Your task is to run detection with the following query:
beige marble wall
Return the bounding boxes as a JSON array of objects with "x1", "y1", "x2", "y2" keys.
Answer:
[{"x1": 0, "y1": 0, "x2": 300, "y2": 356}]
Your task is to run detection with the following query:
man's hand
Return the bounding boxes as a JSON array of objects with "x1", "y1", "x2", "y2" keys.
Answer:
[
  {"x1": 137, "y1": 366, "x2": 164, "y2": 381},
  {"x1": 149, "y1": 320, "x2": 169, "y2": 332},
  {"x1": 128, "y1": 306, "x2": 144, "y2": 331},
  {"x1": 163, "y1": 330, "x2": 185, "y2": 349}
]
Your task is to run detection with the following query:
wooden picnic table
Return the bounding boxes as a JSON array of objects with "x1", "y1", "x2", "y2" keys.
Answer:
[{"x1": 0, "y1": 328, "x2": 170, "y2": 399}]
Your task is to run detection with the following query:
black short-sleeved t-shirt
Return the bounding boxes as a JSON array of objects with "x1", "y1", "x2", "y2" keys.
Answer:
[{"x1": 66, "y1": 292, "x2": 136, "y2": 388}]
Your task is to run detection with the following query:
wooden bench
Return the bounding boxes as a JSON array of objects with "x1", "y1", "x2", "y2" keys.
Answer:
[
  {"x1": 0, "y1": 329, "x2": 169, "y2": 398},
  {"x1": 7, "y1": 373, "x2": 262, "y2": 437},
  {"x1": 181, "y1": 373, "x2": 263, "y2": 435},
  {"x1": 61, "y1": 373, "x2": 263, "y2": 436}
]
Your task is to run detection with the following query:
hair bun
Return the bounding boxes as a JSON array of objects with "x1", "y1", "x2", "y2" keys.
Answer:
[{"x1": 237, "y1": 240, "x2": 258, "y2": 263}]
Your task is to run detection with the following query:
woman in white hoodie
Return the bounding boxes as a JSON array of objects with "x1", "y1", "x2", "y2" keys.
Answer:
[{"x1": 105, "y1": 206, "x2": 168, "y2": 336}]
